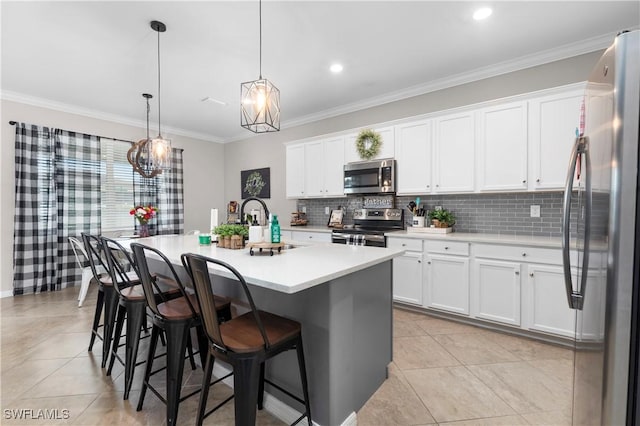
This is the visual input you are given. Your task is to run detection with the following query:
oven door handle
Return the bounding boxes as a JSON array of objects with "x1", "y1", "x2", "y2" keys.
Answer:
[
  {"x1": 332, "y1": 233, "x2": 350, "y2": 240},
  {"x1": 363, "y1": 235, "x2": 385, "y2": 242}
]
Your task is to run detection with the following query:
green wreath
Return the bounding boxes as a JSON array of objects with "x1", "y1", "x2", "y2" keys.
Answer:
[{"x1": 355, "y1": 129, "x2": 382, "y2": 160}]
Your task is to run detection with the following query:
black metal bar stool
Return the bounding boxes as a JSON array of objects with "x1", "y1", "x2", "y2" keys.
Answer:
[
  {"x1": 183, "y1": 253, "x2": 312, "y2": 426},
  {"x1": 101, "y1": 236, "x2": 182, "y2": 400},
  {"x1": 82, "y1": 233, "x2": 136, "y2": 368},
  {"x1": 131, "y1": 242, "x2": 232, "y2": 426}
]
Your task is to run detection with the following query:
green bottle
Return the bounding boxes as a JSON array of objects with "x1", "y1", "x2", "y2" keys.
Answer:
[{"x1": 271, "y1": 214, "x2": 281, "y2": 243}]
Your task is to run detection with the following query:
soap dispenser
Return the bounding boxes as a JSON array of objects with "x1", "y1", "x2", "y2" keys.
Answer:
[
  {"x1": 249, "y1": 215, "x2": 263, "y2": 243},
  {"x1": 271, "y1": 214, "x2": 281, "y2": 243}
]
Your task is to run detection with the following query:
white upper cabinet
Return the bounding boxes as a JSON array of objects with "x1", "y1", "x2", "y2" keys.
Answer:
[
  {"x1": 286, "y1": 137, "x2": 345, "y2": 199},
  {"x1": 322, "y1": 136, "x2": 346, "y2": 196},
  {"x1": 344, "y1": 126, "x2": 395, "y2": 163},
  {"x1": 477, "y1": 101, "x2": 528, "y2": 191},
  {"x1": 395, "y1": 120, "x2": 432, "y2": 195},
  {"x1": 433, "y1": 111, "x2": 475, "y2": 193},
  {"x1": 303, "y1": 141, "x2": 325, "y2": 196},
  {"x1": 285, "y1": 144, "x2": 305, "y2": 198},
  {"x1": 528, "y1": 89, "x2": 583, "y2": 190}
]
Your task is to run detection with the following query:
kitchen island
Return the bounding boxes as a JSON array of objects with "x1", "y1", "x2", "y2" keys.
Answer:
[{"x1": 122, "y1": 234, "x2": 404, "y2": 426}]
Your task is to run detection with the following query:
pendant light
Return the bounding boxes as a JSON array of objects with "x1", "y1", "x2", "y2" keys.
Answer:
[
  {"x1": 241, "y1": 0, "x2": 280, "y2": 133},
  {"x1": 127, "y1": 93, "x2": 163, "y2": 178},
  {"x1": 128, "y1": 20, "x2": 171, "y2": 178}
]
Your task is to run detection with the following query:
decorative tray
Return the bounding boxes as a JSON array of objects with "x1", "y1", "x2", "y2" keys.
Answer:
[{"x1": 407, "y1": 227, "x2": 453, "y2": 234}]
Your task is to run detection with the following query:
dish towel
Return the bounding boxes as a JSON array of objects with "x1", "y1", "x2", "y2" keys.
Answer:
[{"x1": 347, "y1": 234, "x2": 366, "y2": 246}]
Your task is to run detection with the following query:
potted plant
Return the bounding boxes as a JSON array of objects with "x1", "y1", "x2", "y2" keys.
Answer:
[
  {"x1": 213, "y1": 224, "x2": 232, "y2": 248},
  {"x1": 428, "y1": 209, "x2": 456, "y2": 228},
  {"x1": 228, "y1": 225, "x2": 248, "y2": 250}
]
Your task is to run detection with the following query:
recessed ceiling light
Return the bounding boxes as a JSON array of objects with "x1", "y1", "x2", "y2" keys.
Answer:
[
  {"x1": 330, "y1": 63, "x2": 343, "y2": 73},
  {"x1": 473, "y1": 7, "x2": 492, "y2": 21}
]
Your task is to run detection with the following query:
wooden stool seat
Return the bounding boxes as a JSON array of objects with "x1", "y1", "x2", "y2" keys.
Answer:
[
  {"x1": 220, "y1": 311, "x2": 301, "y2": 354},
  {"x1": 158, "y1": 294, "x2": 230, "y2": 321},
  {"x1": 120, "y1": 276, "x2": 181, "y2": 301}
]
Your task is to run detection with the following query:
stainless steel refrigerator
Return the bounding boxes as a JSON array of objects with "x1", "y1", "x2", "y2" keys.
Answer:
[{"x1": 562, "y1": 30, "x2": 639, "y2": 425}]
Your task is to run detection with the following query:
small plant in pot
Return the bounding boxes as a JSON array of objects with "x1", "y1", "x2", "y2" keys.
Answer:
[
  {"x1": 228, "y1": 225, "x2": 248, "y2": 250},
  {"x1": 428, "y1": 209, "x2": 456, "y2": 228},
  {"x1": 213, "y1": 224, "x2": 232, "y2": 248}
]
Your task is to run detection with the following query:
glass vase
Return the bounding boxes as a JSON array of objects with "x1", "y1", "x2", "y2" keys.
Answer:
[{"x1": 139, "y1": 223, "x2": 150, "y2": 237}]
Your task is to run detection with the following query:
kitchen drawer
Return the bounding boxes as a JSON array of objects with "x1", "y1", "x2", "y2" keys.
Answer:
[
  {"x1": 425, "y1": 240, "x2": 469, "y2": 256},
  {"x1": 387, "y1": 237, "x2": 423, "y2": 252},
  {"x1": 290, "y1": 230, "x2": 332, "y2": 243},
  {"x1": 474, "y1": 243, "x2": 562, "y2": 265}
]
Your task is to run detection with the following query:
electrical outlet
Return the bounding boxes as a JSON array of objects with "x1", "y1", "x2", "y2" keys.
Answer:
[
  {"x1": 301, "y1": 206, "x2": 307, "y2": 213},
  {"x1": 325, "y1": 206, "x2": 330, "y2": 215},
  {"x1": 434, "y1": 205, "x2": 442, "y2": 211},
  {"x1": 530, "y1": 205, "x2": 541, "y2": 218}
]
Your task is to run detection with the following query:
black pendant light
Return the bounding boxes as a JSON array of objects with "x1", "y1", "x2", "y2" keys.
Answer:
[
  {"x1": 240, "y1": 0, "x2": 280, "y2": 133},
  {"x1": 128, "y1": 20, "x2": 172, "y2": 178}
]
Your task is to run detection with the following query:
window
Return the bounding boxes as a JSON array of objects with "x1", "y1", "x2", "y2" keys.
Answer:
[{"x1": 100, "y1": 138, "x2": 135, "y2": 232}]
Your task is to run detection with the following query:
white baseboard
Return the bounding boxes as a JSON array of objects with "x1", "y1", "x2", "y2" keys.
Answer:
[
  {"x1": 0, "y1": 290, "x2": 13, "y2": 298},
  {"x1": 210, "y1": 362, "x2": 356, "y2": 426}
]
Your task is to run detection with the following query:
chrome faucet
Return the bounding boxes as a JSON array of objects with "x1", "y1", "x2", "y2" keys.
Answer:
[{"x1": 239, "y1": 197, "x2": 270, "y2": 225}]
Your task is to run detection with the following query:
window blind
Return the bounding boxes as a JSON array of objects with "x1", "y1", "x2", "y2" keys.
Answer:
[{"x1": 100, "y1": 138, "x2": 135, "y2": 232}]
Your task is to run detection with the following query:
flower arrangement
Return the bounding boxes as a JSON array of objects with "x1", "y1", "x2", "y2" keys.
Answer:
[{"x1": 130, "y1": 205, "x2": 157, "y2": 225}]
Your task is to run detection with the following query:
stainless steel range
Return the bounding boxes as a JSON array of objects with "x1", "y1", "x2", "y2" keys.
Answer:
[{"x1": 331, "y1": 208, "x2": 404, "y2": 247}]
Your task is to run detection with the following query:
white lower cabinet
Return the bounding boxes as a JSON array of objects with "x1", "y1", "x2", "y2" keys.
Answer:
[
  {"x1": 392, "y1": 252, "x2": 424, "y2": 305},
  {"x1": 525, "y1": 264, "x2": 576, "y2": 338},
  {"x1": 388, "y1": 237, "x2": 424, "y2": 305},
  {"x1": 472, "y1": 259, "x2": 521, "y2": 326},
  {"x1": 425, "y1": 241, "x2": 470, "y2": 315}
]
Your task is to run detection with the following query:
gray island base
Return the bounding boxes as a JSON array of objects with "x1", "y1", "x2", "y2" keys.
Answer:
[{"x1": 133, "y1": 235, "x2": 400, "y2": 425}]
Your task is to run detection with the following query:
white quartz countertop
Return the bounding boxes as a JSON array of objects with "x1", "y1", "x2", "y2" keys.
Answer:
[
  {"x1": 386, "y1": 231, "x2": 564, "y2": 248},
  {"x1": 121, "y1": 235, "x2": 404, "y2": 294}
]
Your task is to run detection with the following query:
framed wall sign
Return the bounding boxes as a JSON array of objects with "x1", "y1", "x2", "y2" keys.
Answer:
[{"x1": 241, "y1": 167, "x2": 270, "y2": 199}]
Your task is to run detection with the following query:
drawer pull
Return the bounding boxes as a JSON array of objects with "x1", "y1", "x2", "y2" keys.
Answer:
[
  {"x1": 418, "y1": 260, "x2": 421, "y2": 264},
  {"x1": 444, "y1": 246, "x2": 449, "y2": 250},
  {"x1": 427, "y1": 261, "x2": 431, "y2": 265},
  {"x1": 522, "y1": 252, "x2": 527, "y2": 257},
  {"x1": 402, "y1": 243, "x2": 406, "y2": 247},
  {"x1": 515, "y1": 271, "x2": 520, "y2": 275}
]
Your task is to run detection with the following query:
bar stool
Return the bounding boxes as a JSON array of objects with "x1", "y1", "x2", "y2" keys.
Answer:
[
  {"x1": 101, "y1": 236, "x2": 182, "y2": 400},
  {"x1": 182, "y1": 253, "x2": 312, "y2": 426},
  {"x1": 131, "y1": 242, "x2": 232, "y2": 426},
  {"x1": 82, "y1": 233, "x2": 135, "y2": 368},
  {"x1": 69, "y1": 236, "x2": 105, "y2": 307}
]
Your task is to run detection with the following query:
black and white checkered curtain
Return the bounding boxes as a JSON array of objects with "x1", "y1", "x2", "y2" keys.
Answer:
[
  {"x1": 13, "y1": 124, "x2": 101, "y2": 295},
  {"x1": 157, "y1": 148, "x2": 184, "y2": 234}
]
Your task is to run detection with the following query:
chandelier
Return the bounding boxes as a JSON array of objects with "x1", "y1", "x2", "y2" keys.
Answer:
[
  {"x1": 128, "y1": 20, "x2": 171, "y2": 178},
  {"x1": 240, "y1": 0, "x2": 280, "y2": 133}
]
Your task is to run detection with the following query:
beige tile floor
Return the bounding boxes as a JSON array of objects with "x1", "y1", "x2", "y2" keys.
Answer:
[{"x1": 1, "y1": 287, "x2": 574, "y2": 425}]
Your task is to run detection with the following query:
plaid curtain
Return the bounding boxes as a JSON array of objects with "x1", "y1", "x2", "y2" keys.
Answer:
[
  {"x1": 13, "y1": 124, "x2": 101, "y2": 294},
  {"x1": 157, "y1": 148, "x2": 184, "y2": 234},
  {"x1": 133, "y1": 147, "x2": 184, "y2": 235}
]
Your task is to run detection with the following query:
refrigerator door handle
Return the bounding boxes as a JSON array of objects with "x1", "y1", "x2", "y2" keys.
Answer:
[{"x1": 562, "y1": 136, "x2": 591, "y2": 310}]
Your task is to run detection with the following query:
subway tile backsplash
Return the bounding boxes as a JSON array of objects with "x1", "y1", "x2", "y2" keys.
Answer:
[{"x1": 295, "y1": 192, "x2": 578, "y2": 237}]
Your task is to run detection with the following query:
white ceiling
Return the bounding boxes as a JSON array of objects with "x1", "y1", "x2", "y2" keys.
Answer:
[{"x1": 2, "y1": 1, "x2": 639, "y2": 143}]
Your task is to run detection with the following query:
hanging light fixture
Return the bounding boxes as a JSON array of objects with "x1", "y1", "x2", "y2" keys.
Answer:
[
  {"x1": 128, "y1": 20, "x2": 171, "y2": 178},
  {"x1": 127, "y1": 93, "x2": 162, "y2": 178},
  {"x1": 241, "y1": 0, "x2": 280, "y2": 133}
]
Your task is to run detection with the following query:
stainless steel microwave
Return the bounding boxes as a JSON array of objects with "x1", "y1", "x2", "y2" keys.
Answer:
[{"x1": 344, "y1": 159, "x2": 396, "y2": 194}]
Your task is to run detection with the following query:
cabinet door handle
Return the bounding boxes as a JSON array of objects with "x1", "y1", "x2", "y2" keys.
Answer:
[
  {"x1": 401, "y1": 243, "x2": 406, "y2": 247},
  {"x1": 515, "y1": 271, "x2": 520, "y2": 275},
  {"x1": 530, "y1": 272, "x2": 534, "y2": 277},
  {"x1": 418, "y1": 260, "x2": 421, "y2": 263},
  {"x1": 436, "y1": 184, "x2": 440, "y2": 188},
  {"x1": 522, "y1": 252, "x2": 527, "y2": 257},
  {"x1": 427, "y1": 261, "x2": 431, "y2": 265},
  {"x1": 444, "y1": 246, "x2": 449, "y2": 250},
  {"x1": 522, "y1": 180, "x2": 526, "y2": 184},
  {"x1": 536, "y1": 179, "x2": 540, "y2": 183},
  {"x1": 427, "y1": 185, "x2": 430, "y2": 188}
]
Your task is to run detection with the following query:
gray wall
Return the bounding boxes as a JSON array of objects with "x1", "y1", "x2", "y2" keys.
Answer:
[{"x1": 223, "y1": 50, "x2": 604, "y2": 221}]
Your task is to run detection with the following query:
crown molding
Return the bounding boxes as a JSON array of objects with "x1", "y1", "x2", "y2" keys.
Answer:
[
  {"x1": 0, "y1": 90, "x2": 224, "y2": 144},
  {"x1": 227, "y1": 31, "x2": 616, "y2": 143}
]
